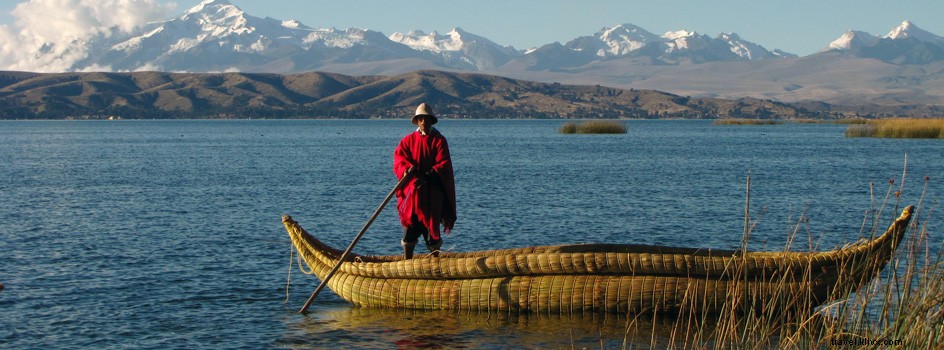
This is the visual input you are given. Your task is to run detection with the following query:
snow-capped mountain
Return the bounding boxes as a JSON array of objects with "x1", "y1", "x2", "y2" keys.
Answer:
[
  {"x1": 886, "y1": 20, "x2": 944, "y2": 45},
  {"x1": 718, "y1": 33, "x2": 795, "y2": 59},
  {"x1": 821, "y1": 21, "x2": 944, "y2": 64},
  {"x1": 824, "y1": 30, "x2": 881, "y2": 51},
  {"x1": 10, "y1": 0, "x2": 941, "y2": 76},
  {"x1": 565, "y1": 24, "x2": 662, "y2": 57},
  {"x1": 78, "y1": 0, "x2": 423, "y2": 72},
  {"x1": 65, "y1": 0, "x2": 799, "y2": 73},
  {"x1": 825, "y1": 21, "x2": 943, "y2": 52},
  {"x1": 388, "y1": 27, "x2": 518, "y2": 70},
  {"x1": 658, "y1": 30, "x2": 796, "y2": 60},
  {"x1": 561, "y1": 24, "x2": 792, "y2": 62}
]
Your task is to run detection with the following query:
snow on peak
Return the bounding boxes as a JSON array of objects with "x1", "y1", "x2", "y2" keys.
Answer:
[
  {"x1": 302, "y1": 27, "x2": 384, "y2": 49},
  {"x1": 770, "y1": 49, "x2": 796, "y2": 58},
  {"x1": 281, "y1": 20, "x2": 302, "y2": 29},
  {"x1": 826, "y1": 30, "x2": 880, "y2": 51},
  {"x1": 720, "y1": 32, "x2": 761, "y2": 59},
  {"x1": 566, "y1": 24, "x2": 787, "y2": 60},
  {"x1": 598, "y1": 24, "x2": 659, "y2": 40},
  {"x1": 885, "y1": 20, "x2": 944, "y2": 43},
  {"x1": 186, "y1": 0, "x2": 235, "y2": 15},
  {"x1": 595, "y1": 24, "x2": 660, "y2": 55},
  {"x1": 887, "y1": 20, "x2": 915, "y2": 39},
  {"x1": 822, "y1": 20, "x2": 943, "y2": 53},
  {"x1": 390, "y1": 30, "x2": 455, "y2": 52},
  {"x1": 390, "y1": 27, "x2": 499, "y2": 53},
  {"x1": 180, "y1": 0, "x2": 254, "y2": 36},
  {"x1": 661, "y1": 30, "x2": 709, "y2": 52},
  {"x1": 663, "y1": 30, "x2": 698, "y2": 40}
]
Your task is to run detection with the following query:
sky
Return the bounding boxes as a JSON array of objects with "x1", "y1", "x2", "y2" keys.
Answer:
[{"x1": 1, "y1": 0, "x2": 943, "y2": 70}]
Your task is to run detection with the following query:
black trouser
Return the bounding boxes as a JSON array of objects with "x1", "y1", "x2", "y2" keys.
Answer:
[
  {"x1": 401, "y1": 222, "x2": 442, "y2": 259},
  {"x1": 402, "y1": 224, "x2": 441, "y2": 247}
]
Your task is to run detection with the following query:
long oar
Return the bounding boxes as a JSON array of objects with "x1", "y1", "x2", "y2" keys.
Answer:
[{"x1": 298, "y1": 167, "x2": 415, "y2": 314}]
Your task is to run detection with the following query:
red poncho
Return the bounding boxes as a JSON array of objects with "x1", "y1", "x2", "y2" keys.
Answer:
[{"x1": 393, "y1": 128, "x2": 456, "y2": 240}]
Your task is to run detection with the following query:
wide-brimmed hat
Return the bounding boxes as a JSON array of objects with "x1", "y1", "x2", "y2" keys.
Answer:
[{"x1": 411, "y1": 103, "x2": 438, "y2": 125}]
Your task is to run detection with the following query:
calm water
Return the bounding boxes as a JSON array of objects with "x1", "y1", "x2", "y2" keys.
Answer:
[{"x1": 1, "y1": 119, "x2": 941, "y2": 349}]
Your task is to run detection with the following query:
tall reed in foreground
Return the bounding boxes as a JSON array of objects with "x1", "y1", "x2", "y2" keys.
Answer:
[
  {"x1": 616, "y1": 176, "x2": 942, "y2": 349},
  {"x1": 559, "y1": 120, "x2": 627, "y2": 134},
  {"x1": 845, "y1": 118, "x2": 944, "y2": 138}
]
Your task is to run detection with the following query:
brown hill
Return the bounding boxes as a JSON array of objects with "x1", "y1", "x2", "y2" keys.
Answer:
[{"x1": 0, "y1": 70, "x2": 856, "y2": 120}]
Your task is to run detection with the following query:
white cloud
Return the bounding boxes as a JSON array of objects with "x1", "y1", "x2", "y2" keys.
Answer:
[
  {"x1": 78, "y1": 63, "x2": 114, "y2": 72},
  {"x1": 0, "y1": 0, "x2": 175, "y2": 72},
  {"x1": 132, "y1": 62, "x2": 163, "y2": 72}
]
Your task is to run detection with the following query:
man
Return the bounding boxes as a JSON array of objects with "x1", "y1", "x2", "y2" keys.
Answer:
[{"x1": 393, "y1": 103, "x2": 457, "y2": 259}]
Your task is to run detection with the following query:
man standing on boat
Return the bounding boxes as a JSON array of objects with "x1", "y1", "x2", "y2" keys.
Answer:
[{"x1": 393, "y1": 103, "x2": 457, "y2": 259}]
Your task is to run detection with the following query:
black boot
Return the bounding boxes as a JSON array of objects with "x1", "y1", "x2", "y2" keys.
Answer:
[
  {"x1": 401, "y1": 240, "x2": 416, "y2": 260},
  {"x1": 427, "y1": 239, "x2": 442, "y2": 258}
]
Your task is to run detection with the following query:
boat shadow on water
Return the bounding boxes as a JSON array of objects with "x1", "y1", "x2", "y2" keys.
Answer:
[{"x1": 277, "y1": 306, "x2": 711, "y2": 349}]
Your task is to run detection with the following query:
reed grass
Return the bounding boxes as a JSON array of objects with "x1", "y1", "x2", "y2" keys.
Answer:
[
  {"x1": 712, "y1": 119, "x2": 785, "y2": 125},
  {"x1": 559, "y1": 120, "x2": 627, "y2": 134},
  {"x1": 616, "y1": 175, "x2": 942, "y2": 349},
  {"x1": 790, "y1": 119, "x2": 827, "y2": 124},
  {"x1": 844, "y1": 118, "x2": 944, "y2": 139}
]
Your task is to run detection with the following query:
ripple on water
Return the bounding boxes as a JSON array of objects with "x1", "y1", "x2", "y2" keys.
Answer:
[{"x1": 1, "y1": 120, "x2": 940, "y2": 348}]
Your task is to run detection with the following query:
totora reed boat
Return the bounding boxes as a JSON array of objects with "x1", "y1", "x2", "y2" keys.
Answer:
[{"x1": 282, "y1": 206, "x2": 914, "y2": 314}]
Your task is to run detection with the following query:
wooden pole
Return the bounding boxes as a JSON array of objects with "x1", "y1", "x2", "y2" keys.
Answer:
[{"x1": 298, "y1": 168, "x2": 415, "y2": 314}]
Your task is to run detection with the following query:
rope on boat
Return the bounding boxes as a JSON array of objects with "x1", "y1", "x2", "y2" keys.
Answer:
[
  {"x1": 295, "y1": 245, "x2": 316, "y2": 275},
  {"x1": 285, "y1": 243, "x2": 318, "y2": 304},
  {"x1": 285, "y1": 244, "x2": 292, "y2": 303}
]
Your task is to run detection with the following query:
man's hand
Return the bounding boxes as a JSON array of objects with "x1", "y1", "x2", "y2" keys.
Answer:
[{"x1": 414, "y1": 169, "x2": 427, "y2": 187}]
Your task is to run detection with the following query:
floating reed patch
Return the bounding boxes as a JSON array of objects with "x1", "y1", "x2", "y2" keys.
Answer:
[
  {"x1": 789, "y1": 118, "x2": 827, "y2": 124},
  {"x1": 844, "y1": 118, "x2": 944, "y2": 138},
  {"x1": 712, "y1": 119, "x2": 784, "y2": 125},
  {"x1": 559, "y1": 120, "x2": 626, "y2": 134},
  {"x1": 844, "y1": 124, "x2": 877, "y2": 138}
]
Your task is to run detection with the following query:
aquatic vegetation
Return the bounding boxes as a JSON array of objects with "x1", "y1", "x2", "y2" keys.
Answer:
[
  {"x1": 610, "y1": 177, "x2": 944, "y2": 349},
  {"x1": 845, "y1": 118, "x2": 944, "y2": 139},
  {"x1": 790, "y1": 118, "x2": 828, "y2": 124},
  {"x1": 712, "y1": 118, "x2": 785, "y2": 125},
  {"x1": 559, "y1": 120, "x2": 627, "y2": 134}
]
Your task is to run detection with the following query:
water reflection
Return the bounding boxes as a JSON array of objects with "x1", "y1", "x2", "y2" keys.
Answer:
[{"x1": 279, "y1": 305, "x2": 693, "y2": 349}]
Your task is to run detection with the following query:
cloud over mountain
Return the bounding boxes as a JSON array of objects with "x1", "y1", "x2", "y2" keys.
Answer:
[{"x1": 0, "y1": 0, "x2": 172, "y2": 72}]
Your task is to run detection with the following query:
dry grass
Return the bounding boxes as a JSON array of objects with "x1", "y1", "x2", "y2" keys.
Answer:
[
  {"x1": 615, "y1": 175, "x2": 943, "y2": 349},
  {"x1": 559, "y1": 120, "x2": 627, "y2": 134},
  {"x1": 790, "y1": 119, "x2": 827, "y2": 124},
  {"x1": 844, "y1": 118, "x2": 944, "y2": 138},
  {"x1": 712, "y1": 119, "x2": 785, "y2": 125}
]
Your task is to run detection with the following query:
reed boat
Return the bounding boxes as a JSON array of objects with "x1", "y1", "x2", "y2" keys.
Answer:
[{"x1": 282, "y1": 206, "x2": 914, "y2": 314}]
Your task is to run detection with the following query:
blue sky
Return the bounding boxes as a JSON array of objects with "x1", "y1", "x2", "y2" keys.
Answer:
[{"x1": 1, "y1": 0, "x2": 943, "y2": 56}]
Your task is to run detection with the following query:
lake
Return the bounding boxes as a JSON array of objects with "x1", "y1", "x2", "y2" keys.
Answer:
[{"x1": 1, "y1": 119, "x2": 941, "y2": 349}]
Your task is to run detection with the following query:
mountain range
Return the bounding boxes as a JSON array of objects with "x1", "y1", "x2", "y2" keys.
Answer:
[
  {"x1": 8, "y1": 0, "x2": 944, "y2": 111},
  {"x1": 75, "y1": 0, "x2": 806, "y2": 73}
]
